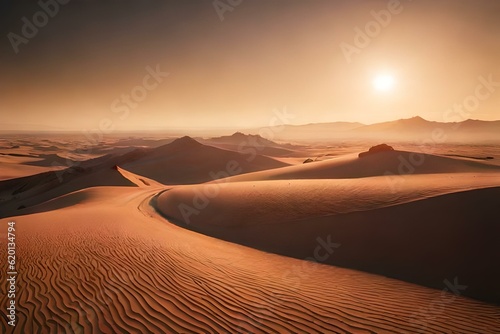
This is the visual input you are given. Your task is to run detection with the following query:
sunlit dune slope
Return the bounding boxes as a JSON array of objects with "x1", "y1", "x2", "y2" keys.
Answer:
[
  {"x1": 115, "y1": 165, "x2": 163, "y2": 187},
  {"x1": 1, "y1": 186, "x2": 499, "y2": 333},
  {"x1": 0, "y1": 163, "x2": 136, "y2": 219},
  {"x1": 0, "y1": 136, "x2": 287, "y2": 218},
  {"x1": 157, "y1": 173, "x2": 500, "y2": 304},
  {"x1": 223, "y1": 150, "x2": 500, "y2": 182},
  {"x1": 157, "y1": 174, "x2": 500, "y2": 227},
  {"x1": 121, "y1": 136, "x2": 289, "y2": 184}
]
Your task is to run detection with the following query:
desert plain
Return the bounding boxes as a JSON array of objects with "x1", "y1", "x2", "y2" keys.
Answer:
[{"x1": 1, "y1": 118, "x2": 500, "y2": 333}]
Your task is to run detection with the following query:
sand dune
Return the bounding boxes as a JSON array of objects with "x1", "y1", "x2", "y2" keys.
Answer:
[
  {"x1": 22, "y1": 153, "x2": 80, "y2": 168},
  {"x1": 1, "y1": 185, "x2": 499, "y2": 333},
  {"x1": 223, "y1": 150, "x2": 500, "y2": 182},
  {"x1": 1, "y1": 142, "x2": 499, "y2": 332},
  {"x1": 0, "y1": 161, "x2": 136, "y2": 219},
  {"x1": 157, "y1": 173, "x2": 500, "y2": 227},
  {"x1": 115, "y1": 166, "x2": 163, "y2": 188},
  {"x1": 157, "y1": 177, "x2": 500, "y2": 303},
  {"x1": 0, "y1": 136, "x2": 287, "y2": 218},
  {"x1": 121, "y1": 136, "x2": 289, "y2": 185},
  {"x1": 156, "y1": 149, "x2": 500, "y2": 304},
  {"x1": 0, "y1": 162, "x2": 63, "y2": 181},
  {"x1": 0, "y1": 154, "x2": 66, "y2": 180}
]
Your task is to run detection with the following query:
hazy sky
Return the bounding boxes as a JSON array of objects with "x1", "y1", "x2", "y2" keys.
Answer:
[{"x1": 1, "y1": 0, "x2": 499, "y2": 131}]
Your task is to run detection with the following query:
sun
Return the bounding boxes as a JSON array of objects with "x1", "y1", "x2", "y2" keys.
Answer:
[{"x1": 373, "y1": 74, "x2": 395, "y2": 92}]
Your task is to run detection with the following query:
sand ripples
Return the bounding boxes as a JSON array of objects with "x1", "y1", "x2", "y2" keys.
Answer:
[{"x1": 1, "y1": 188, "x2": 499, "y2": 333}]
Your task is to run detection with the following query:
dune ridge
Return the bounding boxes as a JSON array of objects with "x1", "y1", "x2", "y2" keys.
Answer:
[
  {"x1": 1, "y1": 186, "x2": 499, "y2": 333},
  {"x1": 121, "y1": 136, "x2": 289, "y2": 185},
  {"x1": 156, "y1": 152, "x2": 500, "y2": 303},
  {"x1": 158, "y1": 183, "x2": 500, "y2": 303},
  {"x1": 157, "y1": 173, "x2": 500, "y2": 227},
  {"x1": 0, "y1": 136, "x2": 288, "y2": 218},
  {"x1": 1, "y1": 147, "x2": 499, "y2": 333},
  {"x1": 222, "y1": 150, "x2": 500, "y2": 182}
]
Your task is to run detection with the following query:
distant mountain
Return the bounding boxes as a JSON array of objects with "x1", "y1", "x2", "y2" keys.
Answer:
[
  {"x1": 251, "y1": 117, "x2": 500, "y2": 142},
  {"x1": 202, "y1": 132, "x2": 296, "y2": 157},
  {"x1": 352, "y1": 116, "x2": 500, "y2": 142},
  {"x1": 245, "y1": 122, "x2": 365, "y2": 143},
  {"x1": 354, "y1": 116, "x2": 433, "y2": 133},
  {"x1": 456, "y1": 119, "x2": 500, "y2": 133},
  {"x1": 287, "y1": 121, "x2": 365, "y2": 131},
  {"x1": 208, "y1": 132, "x2": 280, "y2": 147}
]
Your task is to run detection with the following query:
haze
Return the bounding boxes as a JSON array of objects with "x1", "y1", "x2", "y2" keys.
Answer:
[{"x1": 1, "y1": 0, "x2": 499, "y2": 131}]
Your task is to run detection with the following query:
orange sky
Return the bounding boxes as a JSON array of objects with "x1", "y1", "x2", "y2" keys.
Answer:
[{"x1": 1, "y1": 0, "x2": 499, "y2": 131}]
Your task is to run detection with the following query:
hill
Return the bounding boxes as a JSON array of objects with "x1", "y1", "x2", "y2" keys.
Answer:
[
  {"x1": 223, "y1": 149, "x2": 500, "y2": 182},
  {"x1": 0, "y1": 136, "x2": 287, "y2": 217},
  {"x1": 122, "y1": 136, "x2": 289, "y2": 184},
  {"x1": 202, "y1": 132, "x2": 296, "y2": 157}
]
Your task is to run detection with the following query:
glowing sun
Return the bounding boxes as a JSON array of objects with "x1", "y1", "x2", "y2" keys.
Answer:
[{"x1": 373, "y1": 74, "x2": 396, "y2": 92}]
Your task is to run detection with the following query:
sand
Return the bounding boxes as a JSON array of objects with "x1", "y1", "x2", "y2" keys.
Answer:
[
  {"x1": 1, "y1": 185, "x2": 499, "y2": 333},
  {"x1": 121, "y1": 136, "x2": 289, "y2": 185},
  {"x1": 0, "y1": 136, "x2": 290, "y2": 219},
  {"x1": 1, "y1": 137, "x2": 499, "y2": 333},
  {"x1": 0, "y1": 155, "x2": 65, "y2": 181},
  {"x1": 222, "y1": 150, "x2": 500, "y2": 182},
  {"x1": 157, "y1": 175, "x2": 500, "y2": 303}
]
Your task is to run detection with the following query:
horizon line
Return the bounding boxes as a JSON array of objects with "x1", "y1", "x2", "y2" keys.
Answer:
[{"x1": 1, "y1": 115, "x2": 499, "y2": 133}]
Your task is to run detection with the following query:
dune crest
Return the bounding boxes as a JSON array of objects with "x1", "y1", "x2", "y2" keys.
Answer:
[
  {"x1": 223, "y1": 150, "x2": 500, "y2": 182},
  {"x1": 156, "y1": 152, "x2": 500, "y2": 303},
  {"x1": 115, "y1": 165, "x2": 163, "y2": 188},
  {"x1": 1, "y1": 186, "x2": 499, "y2": 333}
]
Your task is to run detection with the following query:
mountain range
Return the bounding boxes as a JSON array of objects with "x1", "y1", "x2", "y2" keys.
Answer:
[{"x1": 250, "y1": 116, "x2": 500, "y2": 142}]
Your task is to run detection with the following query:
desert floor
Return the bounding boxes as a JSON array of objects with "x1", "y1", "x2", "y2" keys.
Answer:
[{"x1": 1, "y1": 134, "x2": 500, "y2": 333}]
